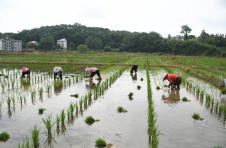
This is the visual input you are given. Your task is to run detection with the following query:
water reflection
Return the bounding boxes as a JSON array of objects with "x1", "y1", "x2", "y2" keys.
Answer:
[
  {"x1": 21, "y1": 79, "x2": 31, "y2": 92},
  {"x1": 86, "y1": 80, "x2": 101, "y2": 90},
  {"x1": 131, "y1": 73, "x2": 137, "y2": 81},
  {"x1": 162, "y1": 89, "x2": 180, "y2": 104},
  {"x1": 54, "y1": 85, "x2": 63, "y2": 96},
  {"x1": 56, "y1": 124, "x2": 67, "y2": 137},
  {"x1": 43, "y1": 136, "x2": 57, "y2": 148}
]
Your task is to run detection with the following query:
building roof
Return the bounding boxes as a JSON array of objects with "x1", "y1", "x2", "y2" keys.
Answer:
[
  {"x1": 28, "y1": 41, "x2": 38, "y2": 44},
  {"x1": 57, "y1": 38, "x2": 67, "y2": 41}
]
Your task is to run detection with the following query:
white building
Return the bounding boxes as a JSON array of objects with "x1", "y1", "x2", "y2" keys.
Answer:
[
  {"x1": 0, "y1": 37, "x2": 22, "y2": 52},
  {"x1": 57, "y1": 38, "x2": 67, "y2": 49}
]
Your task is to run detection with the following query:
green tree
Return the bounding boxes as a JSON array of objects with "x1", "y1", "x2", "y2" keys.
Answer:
[
  {"x1": 40, "y1": 36, "x2": 54, "y2": 50},
  {"x1": 55, "y1": 44, "x2": 62, "y2": 49},
  {"x1": 93, "y1": 37, "x2": 103, "y2": 50},
  {"x1": 104, "y1": 45, "x2": 112, "y2": 52},
  {"x1": 85, "y1": 36, "x2": 94, "y2": 49},
  {"x1": 167, "y1": 34, "x2": 171, "y2": 40},
  {"x1": 180, "y1": 25, "x2": 192, "y2": 40},
  {"x1": 69, "y1": 42, "x2": 75, "y2": 50},
  {"x1": 77, "y1": 44, "x2": 89, "y2": 53}
]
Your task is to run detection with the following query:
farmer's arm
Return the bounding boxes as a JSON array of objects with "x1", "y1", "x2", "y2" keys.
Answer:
[{"x1": 168, "y1": 82, "x2": 173, "y2": 87}]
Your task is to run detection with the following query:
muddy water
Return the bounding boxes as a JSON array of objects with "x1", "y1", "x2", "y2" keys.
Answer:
[
  {"x1": 151, "y1": 68, "x2": 226, "y2": 148},
  {"x1": 0, "y1": 69, "x2": 149, "y2": 148}
]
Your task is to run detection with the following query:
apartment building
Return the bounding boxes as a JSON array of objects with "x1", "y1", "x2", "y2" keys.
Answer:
[{"x1": 0, "y1": 37, "x2": 22, "y2": 52}]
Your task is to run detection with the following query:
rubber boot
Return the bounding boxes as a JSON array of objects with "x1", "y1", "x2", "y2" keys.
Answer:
[
  {"x1": 90, "y1": 76, "x2": 93, "y2": 80},
  {"x1": 99, "y1": 76, "x2": 102, "y2": 79}
]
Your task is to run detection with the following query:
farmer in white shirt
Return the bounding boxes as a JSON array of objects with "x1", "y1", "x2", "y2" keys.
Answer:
[{"x1": 53, "y1": 66, "x2": 63, "y2": 80}]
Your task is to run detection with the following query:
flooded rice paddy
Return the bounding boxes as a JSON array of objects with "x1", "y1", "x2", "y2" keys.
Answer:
[{"x1": 0, "y1": 66, "x2": 226, "y2": 148}]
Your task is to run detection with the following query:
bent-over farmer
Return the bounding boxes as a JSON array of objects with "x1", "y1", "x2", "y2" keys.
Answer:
[
  {"x1": 130, "y1": 65, "x2": 138, "y2": 73},
  {"x1": 85, "y1": 67, "x2": 102, "y2": 80},
  {"x1": 21, "y1": 67, "x2": 30, "y2": 79},
  {"x1": 53, "y1": 66, "x2": 63, "y2": 80},
  {"x1": 163, "y1": 74, "x2": 182, "y2": 90}
]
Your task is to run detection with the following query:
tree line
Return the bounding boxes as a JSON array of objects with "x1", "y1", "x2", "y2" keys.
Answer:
[{"x1": 0, "y1": 23, "x2": 225, "y2": 56}]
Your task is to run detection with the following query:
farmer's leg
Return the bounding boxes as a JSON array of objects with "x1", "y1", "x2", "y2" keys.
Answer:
[
  {"x1": 177, "y1": 84, "x2": 180, "y2": 90},
  {"x1": 54, "y1": 72, "x2": 57, "y2": 80},
  {"x1": 59, "y1": 71, "x2": 62, "y2": 80},
  {"x1": 96, "y1": 70, "x2": 102, "y2": 78},
  {"x1": 90, "y1": 72, "x2": 95, "y2": 80}
]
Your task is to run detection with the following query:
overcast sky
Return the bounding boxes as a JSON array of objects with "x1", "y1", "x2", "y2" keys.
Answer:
[{"x1": 0, "y1": 0, "x2": 225, "y2": 37}]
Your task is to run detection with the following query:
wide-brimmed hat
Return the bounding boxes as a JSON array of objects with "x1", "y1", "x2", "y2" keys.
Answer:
[
  {"x1": 163, "y1": 74, "x2": 168, "y2": 81},
  {"x1": 53, "y1": 67, "x2": 60, "y2": 73},
  {"x1": 22, "y1": 67, "x2": 28, "y2": 72}
]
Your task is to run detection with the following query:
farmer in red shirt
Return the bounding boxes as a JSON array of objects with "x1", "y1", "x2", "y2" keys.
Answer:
[{"x1": 163, "y1": 74, "x2": 182, "y2": 90}]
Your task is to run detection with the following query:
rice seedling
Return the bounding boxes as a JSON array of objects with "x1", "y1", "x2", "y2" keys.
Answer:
[
  {"x1": 75, "y1": 102, "x2": 78, "y2": 113},
  {"x1": 70, "y1": 102, "x2": 75, "y2": 115},
  {"x1": 200, "y1": 91, "x2": 204, "y2": 98},
  {"x1": 11, "y1": 79, "x2": 15, "y2": 89},
  {"x1": 92, "y1": 83, "x2": 96, "y2": 86},
  {"x1": 117, "y1": 106, "x2": 127, "y2": 113},
  {"x1": 60, "y1": 109, "x2": 66, "y2": 124},
  {"x1": 79, "y1": 99, "x2": 83, "y2": 109},
  {"x1": 156, "y1": 86, "x2": 160, "y2": 90},
  {"x1": 17, "y1": 136, "x2": 34, "y2": 148},
  {"x1": 163, "y1": 85, "x2": 168, "y2": 87},
  {"x1": 95, "y1": 138, "x2": 107, "y2": 147},
  {"x1": 39, "y1": 108, "x2": 45, "y2": 114},
  {"x1": 56, "y1": 114, "x2": 61, "y2": 128},
  {"x1": 42, "y1": 114, "x2": 55, "y2": 136},
  {"x1": 85, "y1": 116, "x2": 95, "y2": 124},
  {"x1": 45, "y1": 84, "x2": 52, "y2": 93},
  {"x1": 206, "y1": 94, "x2": 211, "y2": 103},
  {"x1": 31, "y1": 90, "x2": 36, "y2": 99},
  {"x1": 182, "y1": 97, "x2": 188, "y2": 101},
  {"x1": 140, "y1": 78, "x2": 143, "y2": 81},
  {"x1": 211, "y1": 98, "x2": 214, "y2": 106},
  {"x1": 38, "y1": 87, "x2": 43, "y2": 97},
  {"x1": 0, "y1": 131, "x2": 10, "y2": 141},
  {"x1": 224, "y1": 106, "x2": 226, "y2": 115},
  {"x1": 196, "y1": 88, "x2": 200, "y2": 95},
  {"x1": 215, "y1": 99, "x2": 219, "y2": 109},
  {"x1": 30, "y1": 125, "x2": 40, "y2": 148},
  {"x1": 221, "y1": 88, "x2": 226, "y2": 94},
  {"x1": 7, "y1": 97, "x2": 11, "y2": 109},
  {"x1": 219, "y1": 104, "x2": 224, "y2": 113},
  {"x1": 12, "y1": 96, "x2": 15, "y2": 106},
  {"x1": 128, "y1": 92, "x2": 133, "y2": 97},
  {"x1": 67, "y1": 107, "x2": 71, "y2": 120},
  {"x1": 88, "y1": 91, "x2": 92, "y2": 100},
  {"x1": 192, "y1": 113, "x2": 200, "y2": 119},
  {"x1": 70, "y1": 94, "x2": 79, "y2": 98},
  {"x1": 137, "y1": 85, "x2": 141, "y2": 90}
]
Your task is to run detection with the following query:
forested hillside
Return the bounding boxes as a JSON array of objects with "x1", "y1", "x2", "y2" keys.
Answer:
[{"x1": 0, "y1": 23, "x2": 225, "y2": 56}]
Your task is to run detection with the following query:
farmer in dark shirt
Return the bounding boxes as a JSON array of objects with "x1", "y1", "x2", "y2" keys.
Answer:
[
  {"x1": 21, "y1": 67, "x2": 30, "y2": 79},
  {"x1": 130, "y1": 65, "x2": 138, "y2": 73}
]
